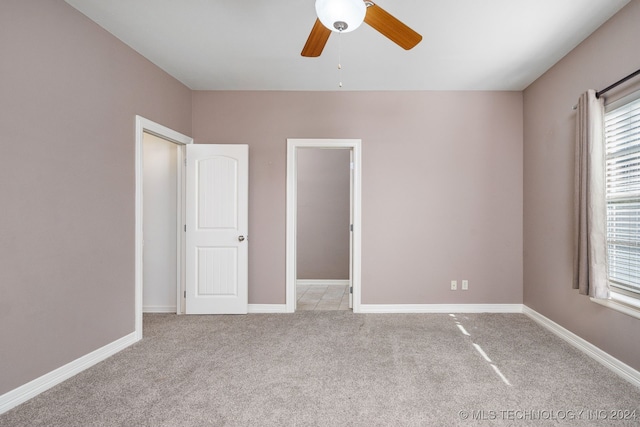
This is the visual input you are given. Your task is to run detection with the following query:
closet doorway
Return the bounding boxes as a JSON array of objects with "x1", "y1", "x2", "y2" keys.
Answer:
[
  {"x1": 134, "y1": 116, "x2": 192, "y2": 339},
  {"x1": 142, "y1": 132, "x2": 182, "y2": 314}
]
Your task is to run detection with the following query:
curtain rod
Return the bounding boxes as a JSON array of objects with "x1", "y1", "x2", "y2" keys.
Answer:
[
  {"x1": 571, "y1": 68, "x2": 640, "y2": 110},
  {"x1": 596, "y1": 68, "x2": 640, "y2": 98}
]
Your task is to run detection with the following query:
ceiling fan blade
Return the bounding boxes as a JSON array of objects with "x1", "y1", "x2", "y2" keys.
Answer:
[
  {"x1": 301, "y1": 19, "x2": 332, "y2": 57},
  {"x1": 364, "y1": 3, "x2": 422, "y2": 50}
]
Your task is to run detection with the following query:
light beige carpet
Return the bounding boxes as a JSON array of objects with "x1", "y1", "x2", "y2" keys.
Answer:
[{"x1": 1, "y1": 312, "x2": 639, "y2": 426}]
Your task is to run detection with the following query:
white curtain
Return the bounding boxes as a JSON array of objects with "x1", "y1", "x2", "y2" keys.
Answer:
[{"x1": 573, "y1": 89, "x2": 609, "y2": 299}]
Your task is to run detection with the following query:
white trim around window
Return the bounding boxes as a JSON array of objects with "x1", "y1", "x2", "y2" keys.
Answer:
[
  {"x1": 591, "y1": 292, "x2": 640, "y2": 320},
  {"x1": 599, "y1": 89, "x2": 640, "y2": 319}
]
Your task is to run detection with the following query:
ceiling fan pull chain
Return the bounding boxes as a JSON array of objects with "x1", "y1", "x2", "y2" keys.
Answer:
[{"x1": 338, "y1": 30, "x2": 343, "y2": 88}]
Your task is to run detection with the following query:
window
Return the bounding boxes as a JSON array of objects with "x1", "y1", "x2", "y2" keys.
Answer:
[{"x1": 605, "y1": 94, "x2": 640, "y2": 302}]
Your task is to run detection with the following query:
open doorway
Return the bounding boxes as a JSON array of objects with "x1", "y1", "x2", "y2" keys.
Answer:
[
  {"x1": 135, "y1": 116, "x2": 193, "y2": 339},
  {"x1": 286, "y1": 139, "x2": 362, "y2": 313},
  {"x1": 142, "y1": 132, "x2": 181, "y2": 314},
  {"x1": 296, "y1": 148, "x2": 351, "y2": 310}
]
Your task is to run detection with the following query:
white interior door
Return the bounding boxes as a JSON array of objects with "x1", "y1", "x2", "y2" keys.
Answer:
[{"x1": 185, "y1": 144, "x2": 248, "y2": 314}]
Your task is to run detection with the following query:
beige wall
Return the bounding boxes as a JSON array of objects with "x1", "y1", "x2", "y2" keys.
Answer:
[
  {"x1": 523, "y1": 0, "x2": 640, "y2": 370},
  {"x1": 0, "y1": 0, "x2": 192, "y2": 394},
  {"x1": 193, "y1": 90, "x2": 523, "y2": 305},
  {"x1": 297, "y1": 148, "x2": 351, "y2": 280}
]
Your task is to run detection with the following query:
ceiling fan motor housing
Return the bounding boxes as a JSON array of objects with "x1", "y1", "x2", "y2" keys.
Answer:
[
  {"x1": 315, "y1": 0, "x2": 366, "y2": 33},
  {"x1": 301, "y1": 0, "x2": 421, "y2": 57}
]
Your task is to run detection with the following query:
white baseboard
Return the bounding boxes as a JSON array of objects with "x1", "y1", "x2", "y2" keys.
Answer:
[
  {"x1": 523, "y1": 306, "x2": 640, "y2": 389},
  {"x1": 143, "y1": 305, "x2": 177, "y2": 313},
  {"x1": 248, "y1": 304, "x2": 288, "y2": 313},
  {"x1": 358, "y1": 304, "x2": 524, "y2": 314},
  {"x1": 296, "y1": 280, "x2": 349, "y2": 286},
  {"x1": 0, "y1": 332, "x2": 138, "y2": 415}
]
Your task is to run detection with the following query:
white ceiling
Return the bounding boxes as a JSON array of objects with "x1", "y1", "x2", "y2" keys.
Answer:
[{"x1": 64, "y1": 0, "x2": 631, "y2": 91}]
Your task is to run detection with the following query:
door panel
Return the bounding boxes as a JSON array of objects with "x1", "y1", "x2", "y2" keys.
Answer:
[
  {"x1": 186, "y1": 144, "x2": 248, "y2": 314},
  {"x1": 197, "y1": 247, "x2": 237, "y2": 295},
  {"x1": 197, "y1": 156, "x2": 238, "y2": 229}
]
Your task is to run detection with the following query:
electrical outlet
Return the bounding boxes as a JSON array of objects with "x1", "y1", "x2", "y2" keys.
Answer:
[
  {"x1": 451, "y1": 280, "x2": 457, "y2": 291},
  {"x1": 462, "y1": 280, "x2": 469, "y2": 290}
]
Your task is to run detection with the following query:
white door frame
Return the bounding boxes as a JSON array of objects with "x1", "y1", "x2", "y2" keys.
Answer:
[
  {"x1": 135, "y1": 116, "x2": 193, "y2": 339},
  {"x1": 286, "y1": 139, "x2": 362, "y2": 313}
]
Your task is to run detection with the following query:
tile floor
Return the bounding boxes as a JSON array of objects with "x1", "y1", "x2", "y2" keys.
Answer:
[{"x1": 296, "y1": 284, "x2": 350, "y2": 311}]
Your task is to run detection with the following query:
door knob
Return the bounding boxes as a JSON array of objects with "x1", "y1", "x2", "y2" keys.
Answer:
[{"x1": 238, "y1": 235, "x2": 245, "y2": 242}]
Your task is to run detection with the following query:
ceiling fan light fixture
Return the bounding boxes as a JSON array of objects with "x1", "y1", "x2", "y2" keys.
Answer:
[{"x1": 315, "y1": 0, "x2": 366, "y2": 33}]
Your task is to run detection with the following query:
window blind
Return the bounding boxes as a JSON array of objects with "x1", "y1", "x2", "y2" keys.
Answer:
[{"x1": 605, "y1": 97, "x2": 640, "y2": 294}]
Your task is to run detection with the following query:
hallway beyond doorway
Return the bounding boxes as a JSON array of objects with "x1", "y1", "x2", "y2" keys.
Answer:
[{"x1": 296, "y1": 284, "x2": 349, "y2": 311}]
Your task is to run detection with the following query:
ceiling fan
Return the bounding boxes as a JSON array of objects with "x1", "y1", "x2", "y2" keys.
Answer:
[{"x1": 301, "y1": 0, "x2": 422, "y2": 57}]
